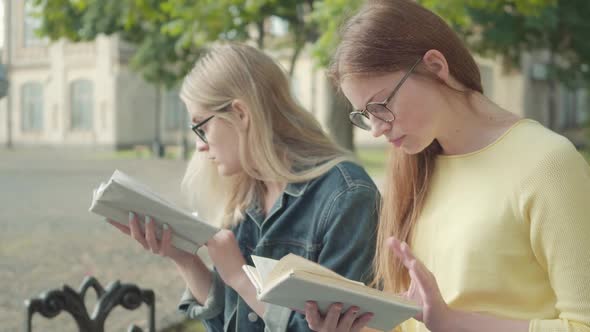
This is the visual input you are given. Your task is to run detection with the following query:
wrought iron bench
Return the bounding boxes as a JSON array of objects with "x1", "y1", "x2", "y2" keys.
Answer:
[{"x1": 24, "y1": 276, "x2": 155, "y2": 332}]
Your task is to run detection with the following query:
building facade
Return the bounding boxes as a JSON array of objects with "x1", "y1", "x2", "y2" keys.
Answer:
[
  {"x1": 1, "y1": 0, "x2": 587, "y2": 149},
  {"x1": 0, "y1": 0, "x2": 187, "y2": 149}
]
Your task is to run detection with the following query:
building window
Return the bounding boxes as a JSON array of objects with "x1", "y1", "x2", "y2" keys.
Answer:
[
  {"x1": 24, "y1": 0, "x2": 45, "y2": 48},
  {"x1": 21, "y1": 82, "x2": 44, "y2": 131},
  {"x1": 70, "y1": 80, "x2": 94, "y2": 130},
  {"x1": 164, "y1": 89, "x2": 186, "y2": 130}
]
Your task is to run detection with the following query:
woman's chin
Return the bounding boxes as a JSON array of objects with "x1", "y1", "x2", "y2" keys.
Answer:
[
  {"x1": 399, "y1": 145, "x2": 420, "y2": 155},
  {"x1": 216, "y1": 166, "x2": 229, "y2": 176},
  {"x1": 215, "y1": 164, "x2": 239, "y2": 177},
  {"x1": 399, "y1": 141, "x2": 431, "y2": 155}
]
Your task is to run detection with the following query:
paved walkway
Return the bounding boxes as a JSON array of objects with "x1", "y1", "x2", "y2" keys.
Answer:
[{"x1": 0, "y1": 149, "x2": 193, "y2": 331}]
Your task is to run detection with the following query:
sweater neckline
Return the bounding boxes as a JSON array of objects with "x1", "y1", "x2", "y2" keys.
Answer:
[{"x1": 437, "y1": 118, "x2": 535, "y2": 160}]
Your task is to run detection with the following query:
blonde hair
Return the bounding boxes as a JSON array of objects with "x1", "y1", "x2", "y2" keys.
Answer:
[
  {"x1": 331, "y1": 0, "x2": 481, "y2": 293},
  {"x1": 180, "y1": 43, "x2": 354, "y2": 228}
]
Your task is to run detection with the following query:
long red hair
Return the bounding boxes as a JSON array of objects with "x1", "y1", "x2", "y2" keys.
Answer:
[{"x1": 330, "y1": 0, "x2": 483, "y2": 293}]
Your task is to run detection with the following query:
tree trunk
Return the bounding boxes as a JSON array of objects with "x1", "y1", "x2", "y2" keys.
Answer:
[
  {"x1": 570, "y1": 89, "x2": 578, "y2": 128},
  {"x1": 288, "y1": 42, "x2": 304, "y2": 78},
  {"x1": 547, "y1": 78, "x2": 557, "y2": 130},
  {"x1": 152, "y1": 85, "x2": 164, "y2": 158},
  {"x1": 324, "y1": 83, "x2": 354, "y2": 151},
  {"x1": 288, "y1": 3, "x2": 307, "y2": 77},
  {"x1": 4, "y1": 0, "x2": 12, "y2": 149},
  {"x1": 547, "y1": 51, "x2": 557, "y2": 130},
  {"x1": 257, "y1": 20, "x2": 265, "y2": 49},
  {"x1": 179, "y1": 98, "x2": 189, "y2": 160}
]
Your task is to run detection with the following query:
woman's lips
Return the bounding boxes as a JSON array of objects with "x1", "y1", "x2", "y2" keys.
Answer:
[{"x1": 389, "y1": 136, "x2": 405, "y2": 147}]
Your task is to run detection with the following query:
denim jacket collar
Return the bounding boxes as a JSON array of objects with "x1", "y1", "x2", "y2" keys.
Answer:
[
  {"x1": 245, "y1": 180, "x2": 310, "y2": 226},
  {"x1": 284, "y1": 180, "x2": 310, "y2": 197}
]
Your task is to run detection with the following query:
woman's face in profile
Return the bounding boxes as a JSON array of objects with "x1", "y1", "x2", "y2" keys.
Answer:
[
  {"x1": 340, "y1": 71, "x2": 441, "y2": 155},
  {"x1": 190, "y1": 107, "x2": 243, "y2": 176}
]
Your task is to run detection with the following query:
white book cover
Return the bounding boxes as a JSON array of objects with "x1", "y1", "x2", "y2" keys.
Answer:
[
  {"x1": 242, "y1": 254, "x2": 421, "y2": 331},
  {"x1": 89, "y1": 170, "x2": 219, "y2": 254}
]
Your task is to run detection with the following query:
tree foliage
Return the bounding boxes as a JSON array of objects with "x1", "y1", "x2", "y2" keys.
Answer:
[
  {"x1": 33, "y1": 0, "x2": 322, "y2": 87},
  {"x1": 34, "y1": 0, "x2": 590, "y2": 88},
  {"x1": 33, "y1": 0, "x2": 590, "y2": 143},
  {"x1": 460, "y1": 0, "x2": 590, "y2": 89}
]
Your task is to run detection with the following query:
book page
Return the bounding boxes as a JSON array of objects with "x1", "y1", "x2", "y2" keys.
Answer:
[
  {"x1": 251, "y1": 255, "x2": 279, "y2": 287},
  {"x1": 242, "y1": 265, "x2": 263, "y2": 293},
  {"x1": 267, "y1": 254, "x2": 364, "y2": 287},
  {"x1": 290, "y1": 271, "x2": 416, "y2": 306}
]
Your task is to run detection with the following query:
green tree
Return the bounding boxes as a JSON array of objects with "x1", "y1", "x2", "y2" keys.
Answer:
[
  {"x1": 34, "y1": 0, "x2": 360, "y2": 150},
  {"x1": 312, "y1": 0, "x2": 590, "y2": 136},
  {"x1": 310, "y1": 0, "x2": 590, "y2": 142},
  {"x1": 39, "y1": 0, "x2": 579, "y2": 151},
  {"x1": 34, "y1": 0, "x2": 290, "y2": 155},
  {"x1": 456, "y1": 0, "x2": 590, "y2": 130}
]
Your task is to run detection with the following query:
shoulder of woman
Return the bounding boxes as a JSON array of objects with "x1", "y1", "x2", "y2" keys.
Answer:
[
  {"x1": 504, "y1": 120, "x2": 585, "y2": 173},
  {"x1": 317, "y1": 160, "x2": 378, "y2": 191}
]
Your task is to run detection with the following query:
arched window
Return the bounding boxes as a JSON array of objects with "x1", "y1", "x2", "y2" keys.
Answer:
[
  {"x1": 70, "y1": 80, "x2": 94, "y2": 130},
  {"x1": 21, "y1": 82, "x2": 44, "y2": 131}
]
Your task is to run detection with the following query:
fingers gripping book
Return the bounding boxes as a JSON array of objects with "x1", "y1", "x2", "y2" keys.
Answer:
[
  {"x1": 242, "y1": 254, "x2": 422, "y2": 331},
  {"x1": 89, "y1": 170, "x2": 219, "y2": 254}
]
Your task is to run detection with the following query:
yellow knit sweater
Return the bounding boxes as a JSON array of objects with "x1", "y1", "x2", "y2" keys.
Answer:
[{"x1": 401, "y1": 120, "x2": 590, "y2": 332}]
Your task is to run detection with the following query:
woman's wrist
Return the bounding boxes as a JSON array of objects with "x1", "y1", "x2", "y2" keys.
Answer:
[
  {"x1": 171, "y1": 250, "x2": 201, "y2": 269},
  {"x1": 228, "y1": 269, "x2": 250, "y2": 293},
  {"x1": 231, "y1": 271, "x2": 266, "y2": 316},
  {"x1": 435, "y1": 307, "x2": 460, "y2": 332}
]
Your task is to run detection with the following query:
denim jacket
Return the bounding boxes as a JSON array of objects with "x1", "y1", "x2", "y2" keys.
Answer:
[{"x1": 178, "y1": 161, "x2": 380, "y2": 332}]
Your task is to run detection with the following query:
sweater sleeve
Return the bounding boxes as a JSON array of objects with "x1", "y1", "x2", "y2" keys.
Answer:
[{"x1": 522, "y1": 142, "x2": 590, "y2": 332}]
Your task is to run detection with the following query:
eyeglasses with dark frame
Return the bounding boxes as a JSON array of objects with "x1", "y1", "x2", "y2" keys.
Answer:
[
  {"x1": 190, "y1": 115, "x2": 215, "y2": 144},
  {"x1": 349, "y1": 57, "x2": 423, "y2": 131},
  {"x1": 189, "y1": 105, "x2": 233, "y2": 144}
]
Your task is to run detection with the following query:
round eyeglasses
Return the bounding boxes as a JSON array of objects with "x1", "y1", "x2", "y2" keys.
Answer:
[{"x1": 349, "y1": 57, "x2": 422, "y2": 131}]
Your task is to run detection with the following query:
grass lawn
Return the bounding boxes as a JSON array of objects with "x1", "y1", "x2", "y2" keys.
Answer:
[{"x1": 356, "y1": 146, "x2": 388, "y2": 178}]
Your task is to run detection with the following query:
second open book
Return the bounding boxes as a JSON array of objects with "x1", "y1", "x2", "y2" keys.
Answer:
[{"x1": 242, "y1": 254, "x2": 421, "y2": 331}]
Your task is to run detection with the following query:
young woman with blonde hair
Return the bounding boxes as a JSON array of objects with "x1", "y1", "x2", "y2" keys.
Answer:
[
  {"x1": 108, "y1": 43, "x2": 379, "y2": 331},
  {"x1": 303, "y1": 1, "x2": 590, "y2": 331}
]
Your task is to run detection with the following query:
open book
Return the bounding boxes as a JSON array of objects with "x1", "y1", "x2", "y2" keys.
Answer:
[
  {"x1": 242, "y1": 254, "x2": 421, "y2": 331},
  {"x1": 89, "y1": 170, "x2": 219, "y2": 254}
]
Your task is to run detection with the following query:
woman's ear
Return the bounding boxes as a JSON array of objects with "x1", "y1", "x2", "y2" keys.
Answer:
[
  {"x1": 230, "y1": 99, "x2": 250, "y2": 130},
  {"x1": 422, "y1": 49, "x2": 450, "y2": 83}
]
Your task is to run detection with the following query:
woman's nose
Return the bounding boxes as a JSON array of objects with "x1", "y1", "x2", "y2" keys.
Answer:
[{"x1": 370, "y1": 117, "x2": 391, "y2": 138}]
